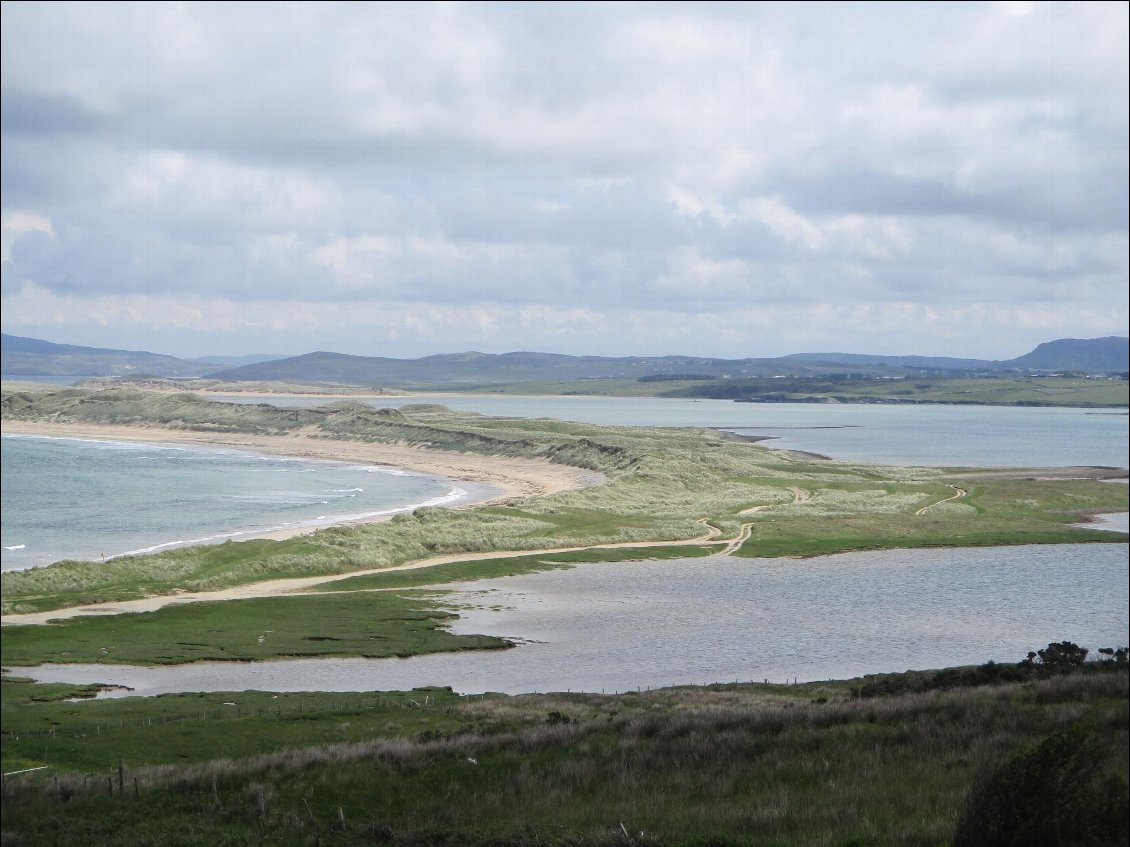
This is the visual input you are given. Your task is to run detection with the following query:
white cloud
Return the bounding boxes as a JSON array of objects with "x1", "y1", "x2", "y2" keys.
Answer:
[{"x1": 738, "y1": 197, "x2": 826, "y2": 251}]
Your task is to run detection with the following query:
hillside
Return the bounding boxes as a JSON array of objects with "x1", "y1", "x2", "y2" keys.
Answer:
[
  {"x1": 4, "y1": 333, "x2": 1127, "y2": 385},
  {"x1": 781, "y1": 336, "x2": 1129, "y2": 374},
  {"x1": 205, "y1": 349, "x2": 858, "y2": 385},
  {"x1": 207, "y1": 337, "x2": 1130, "y2": 387},
  {"x1": 1008, "y1": 336, "x2": 1129, "y2": 372},
  {"x1": 0, "y1": 333, "x2": 282, "y2": 378}
]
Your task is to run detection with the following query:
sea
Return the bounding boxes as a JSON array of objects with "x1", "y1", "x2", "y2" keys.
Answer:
[{"x1": 0, "y1": 435, "x2": 473, "y2": 571}]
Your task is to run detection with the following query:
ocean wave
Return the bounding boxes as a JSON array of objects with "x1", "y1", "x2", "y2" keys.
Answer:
[
  {"x1": 3, "y1": 544, "x2": 27, "y2": 551},
  {"x1": 2, "y1": 434, "x2": 189, "y2": 453},
  {"x1": 103, "y1": 486, "x2": 473, "y2": 562},
  {"x1": 223, "y1": 489, "x2": 368, "y2": 506}
]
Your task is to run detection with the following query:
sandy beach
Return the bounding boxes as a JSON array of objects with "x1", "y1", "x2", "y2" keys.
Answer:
[{"x1": 1, "y1": 420, "x2": 604, "y2": 546}]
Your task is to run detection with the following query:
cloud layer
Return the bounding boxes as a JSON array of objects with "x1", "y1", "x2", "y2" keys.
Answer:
[{"x1": 2, "y1": 1, "x2": 1127, "y2": 358}]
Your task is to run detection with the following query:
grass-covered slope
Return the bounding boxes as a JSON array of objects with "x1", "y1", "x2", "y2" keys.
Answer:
[
  {"x1": 1, "y1": 660, "x2": 1126, "y2": 846},
  {"x1": 2, "y1": 387, "x2": 1126, "y2": 615}
]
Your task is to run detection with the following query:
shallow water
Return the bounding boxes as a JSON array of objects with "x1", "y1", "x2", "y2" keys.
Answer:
[
  {"x1": 26, "y1": 542, "x2": 1128, "y2": 697},
  {"x1": 1, "y1": 435, "x2": 493, "y2": 571}
]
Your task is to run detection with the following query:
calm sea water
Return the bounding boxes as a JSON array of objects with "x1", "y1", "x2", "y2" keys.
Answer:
[
  {"x1": 26, "y1": 542, "x2": 1129, "y2": 696},
  {"x1": 0, "y1": 435, "x2": 470, "y2": 571},
  {"x1": 212, "y1": 394, "x2": 1129, "y2": 468}
]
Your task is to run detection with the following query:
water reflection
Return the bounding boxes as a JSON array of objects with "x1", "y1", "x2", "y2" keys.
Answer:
[{"x1": 26, "y1": 543, "x2": 1128, "y2": 697}]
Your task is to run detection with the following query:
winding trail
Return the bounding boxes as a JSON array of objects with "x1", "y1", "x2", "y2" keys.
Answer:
[
  {"x1": 2, "y1": 490, "x2": 818, "y2": 626},
  {"x1": 719, "y1": 523, "x2": 754, "y2": 556},
  {"x1": 1, "y1": 519, "x2": 733, "y2": 626},
  {"x1": 739, "y1": 486, "x2": 810, "y2": 515},
  {"x1": 915, "y1": 485, "x2": 968, "y2": 516}
]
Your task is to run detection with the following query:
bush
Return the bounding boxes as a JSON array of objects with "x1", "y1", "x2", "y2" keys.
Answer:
[
  {"x1": 1019, "y1": 641, "x2": 1090, "y2": 673},
  {"x1": 954, "y1": 724, "x2": 1130, "y2": 847}
]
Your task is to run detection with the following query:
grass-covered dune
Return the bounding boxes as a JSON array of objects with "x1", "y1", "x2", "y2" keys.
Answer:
[
  {"x1": 2, "y1": 386, "x2": 1126, "y2": 616},
  {"x1": 1, "y1": 657, "x2": 1126, "y2": 846}
]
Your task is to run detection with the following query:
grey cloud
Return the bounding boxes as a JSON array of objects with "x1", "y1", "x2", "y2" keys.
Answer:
[
  {"x1": 1, "y1": 2, "x2": 1126, "y2": 358},
  {"x1": 0, "y1": 89, "x2": 105, "y2": 135}
]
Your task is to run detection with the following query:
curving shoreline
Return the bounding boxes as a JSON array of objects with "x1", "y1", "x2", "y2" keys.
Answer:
[
  {"x1": 0, "y1": 420, "x2": 605, "y2": 569},
  {"x1": 0, "y1": 420, "x2": 604, "y2": 504}
]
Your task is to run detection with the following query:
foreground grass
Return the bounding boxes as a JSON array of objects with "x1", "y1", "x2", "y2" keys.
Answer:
[
  {"x1": 0, "y1": 678, "x2": 476, "y2": 774},
  {"x1": 3, "y1": 388, "x2": 1125, "y2": 614},
  {"x1": 2, "y1": 667, "x2": 1126, "y2": 846}
]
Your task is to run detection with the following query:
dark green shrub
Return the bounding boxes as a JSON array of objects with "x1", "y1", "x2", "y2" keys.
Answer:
[
  {"x1": 1019, "y1": 641, "x2": 1090, "y2": 673},
  {"x1": 954, "y1": 724, "x2": 1129, "y2": 847}
]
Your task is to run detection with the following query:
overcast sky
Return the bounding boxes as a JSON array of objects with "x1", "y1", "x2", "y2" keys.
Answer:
[{"x1": 2, "y1": 1, "x2": 1127, "y2": 360}]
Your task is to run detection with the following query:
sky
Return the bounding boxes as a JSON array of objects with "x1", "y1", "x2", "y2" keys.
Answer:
[{"x1": 1, "y1": 1, "x2": 1127, "y2": 361}]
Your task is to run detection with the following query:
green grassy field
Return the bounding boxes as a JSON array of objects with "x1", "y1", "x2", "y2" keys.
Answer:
[
  {"x1": 0, "y1": 590, "x2": 510, "y2": 667},
  {"x1": 2, "y1": 661, "x2": 1126, "y2": 846}
]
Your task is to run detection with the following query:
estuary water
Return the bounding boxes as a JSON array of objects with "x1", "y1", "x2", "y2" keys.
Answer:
[
  {"x1": 212, "y1": 394, "x2": 1130, "y2": 469},
  {"x1": 0, "y1": 435, "x2": 479, "y2": 571},
  {"x1": 26, "y1": 542, "x2": 1129, "y2": 696}
]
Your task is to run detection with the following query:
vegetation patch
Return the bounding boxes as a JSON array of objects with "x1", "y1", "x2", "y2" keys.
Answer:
[
  {"x1": 0, "y1": 591, "x2": 508, "y2": 666},
  {"x1": 310, "y1": 546, "x2": 713, "y2": 592},
  {"x1": 1, "y1": 655, "x2": 1126, "y2": 846}
]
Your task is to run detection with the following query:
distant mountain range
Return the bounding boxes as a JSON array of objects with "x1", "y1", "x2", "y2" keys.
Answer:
[
  {"x1": 2, "y1": 332, "x2": 1126, "y2": 386},
  {"x1": 0, "y1": 334, "x2": 285, "y2": 378}
]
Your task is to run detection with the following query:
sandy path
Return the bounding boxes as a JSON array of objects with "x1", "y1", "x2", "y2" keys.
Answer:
[
  {"x1": 739, "y1": 486, "x2": 810, "y2": 515},
  {"x1": 718, "y1": 523, "x2": 754, "y2": 556},
  {"x1": 916, "y1": 485, "x2": 967, "y2": 516},
  {"x1": 1, "y1": 519, "x2": 734, "y2": 625}
]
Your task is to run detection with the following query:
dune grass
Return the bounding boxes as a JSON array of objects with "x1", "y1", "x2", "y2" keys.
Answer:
[{"x1": 308, "y1": 545, "x2": 714, "y2": 592}]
